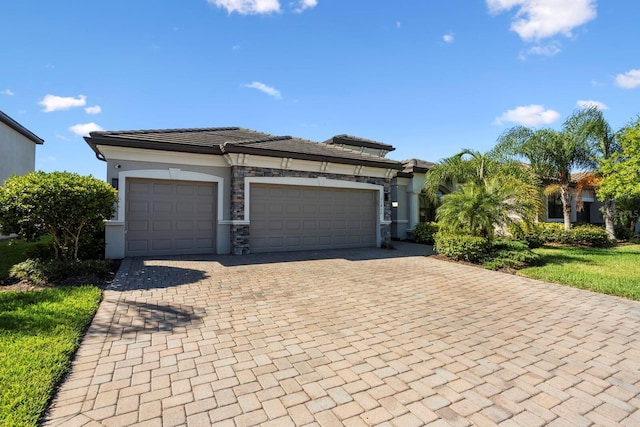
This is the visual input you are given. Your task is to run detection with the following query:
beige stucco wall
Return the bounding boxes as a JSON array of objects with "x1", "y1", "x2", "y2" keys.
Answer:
[{"x1": 0, "y1": 121, "x2": 37, "y2": 184}]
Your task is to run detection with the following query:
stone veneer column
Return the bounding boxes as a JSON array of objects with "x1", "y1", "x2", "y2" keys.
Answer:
[{"x1": 230, "y1": 166, "x2": 250, "y2": 255}]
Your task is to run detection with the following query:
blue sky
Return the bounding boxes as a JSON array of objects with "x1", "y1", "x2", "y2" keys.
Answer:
[{"x1": 2, "y1": 0, "x2": 639, "y2": 179}]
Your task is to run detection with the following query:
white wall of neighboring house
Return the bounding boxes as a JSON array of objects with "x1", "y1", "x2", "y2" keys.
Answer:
[{"x1": 0, "y1": 112, "x2": 43, "y2": 184}]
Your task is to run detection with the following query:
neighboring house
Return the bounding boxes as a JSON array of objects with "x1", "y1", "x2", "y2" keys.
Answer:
[
  {"x1": 543, "y1": 172, "x2": 604, "y2": 225},
  {"x1": 85, "y1": 128, "x2": 402, "y2": 258},
  {"x1": 0, "y1": 110, "x2": 44, "y2": 184},
  {"x1": 391, "y1": 160, "x2": 606, "y2": 240}
]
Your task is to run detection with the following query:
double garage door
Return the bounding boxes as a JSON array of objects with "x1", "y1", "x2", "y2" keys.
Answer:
[
  {"x1": 125, "y1": 179, "x2": 377, "y2": 256},
  {"x1": 126, "y1": 178, "x2": 216, "y2": 256},
  {"x1": 250, "y1": 184, "x2": 377, "y2": 253}
]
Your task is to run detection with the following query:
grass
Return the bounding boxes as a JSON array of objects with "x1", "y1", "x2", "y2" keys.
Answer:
[
  {"x1": 518, "y1": 244, "x2": 640, "y2": 300},
  {"x1": 0, "y1": 237, "x2": 52, "y2": 279},
  {"x1": 0, "y1": 286, "x2": 102, "y2": 426}
]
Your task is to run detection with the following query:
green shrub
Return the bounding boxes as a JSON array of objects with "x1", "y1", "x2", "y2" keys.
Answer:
[
  {"x1": 568, "y1": 224, "x2": 612, "y2": 247},
  {"x1": 615, "y1": 224, "x2": 635, "y2": 241},
  {"x1": 23, "y1": 240, "x2": 56, "y2": 261},
  {"x1": 507, "y1": 222, "x2": 544, "y2": 248},
  {"x1": 10, "y1": 259, "x2": 112, "y2": 285},
  {"x1": 412, "y1": 222, "x2": 439, "y2": 244},
  {"x1": 433, "y1": 233, "x2": 489, "y2": 263},
  {"x1": 482, "y1": 238, "x2": 542, "y2": 270},
  {"x1": 534, "y1": 222, "x2": 567, "y2": 244}
]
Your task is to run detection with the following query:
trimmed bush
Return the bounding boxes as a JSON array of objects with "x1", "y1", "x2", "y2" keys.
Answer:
[
  {"x1": 10, "y1": 259, "x2": 112, "y2": 285},
  {"x1": 509, "y1": 222, "x2": 611, "y2": 247},
  {"x1": 412, "y1": 222, "x2": 439, "y2": 244},
  {"x1": 433, "y1": 233, "x2": 489, "y2": 263},
  {"x1": 482, "y1": 238, "x2": 542, "y2": 270},
  {"x1": 568, "y1": 224, "x2": 612, "y2": 247}
]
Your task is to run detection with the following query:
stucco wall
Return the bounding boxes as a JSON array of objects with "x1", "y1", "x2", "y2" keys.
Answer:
[{"x1": 0, "y1": 121, "x2": 37, "y2": 184}]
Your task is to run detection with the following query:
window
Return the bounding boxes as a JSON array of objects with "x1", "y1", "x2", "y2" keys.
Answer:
[
  {"x1": 547, "y1": 193, "x2": 563, "y2": 219},
  {"x1": 419, "y1": 189, "x2": 446, "y2": 222}
]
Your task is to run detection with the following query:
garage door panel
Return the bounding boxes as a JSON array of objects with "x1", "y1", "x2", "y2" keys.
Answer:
[
  {"x1": 175, "y1": 221, "x2": 194, "y2": 231},
  {"x1": 126, "y1": 178, "x2": 216, "y2": 256},
  {"x1": 129, "y1": 201, "x2": 149, "y2": 213},
  {"x1": 128, "y1": 220, "x2": 149, "y2": 232},
  {"x1": 150, "y1": 239, "x2": 171, "y2": 250},
  {"x1": 250, "y1": 184, "x2": 377, "y2": 253},
  {"x1": 152, "y1": 220, "x2": 172, "y2": 232},
  {"x1": 152, "y1": 201, "x2": 173, "y2": 214},
  {"x1": 177, "y1": 202, "x2": 195, "y2": 214},
  {"x1": 153, "y1": 183, "x2": 172, "y2": 194},
  {"x1": 127, "y1": 240, "x2": 148, "y2": 252}
]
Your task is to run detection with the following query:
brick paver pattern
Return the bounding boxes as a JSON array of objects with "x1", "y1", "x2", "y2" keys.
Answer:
[{"x1": 44, "y1": 243, "x2": 640, "y2": 426}]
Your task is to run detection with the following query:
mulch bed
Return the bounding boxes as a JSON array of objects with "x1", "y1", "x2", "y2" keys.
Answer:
[{"x1": 0, "y1": 260, "x2": 121, "y2": 293}]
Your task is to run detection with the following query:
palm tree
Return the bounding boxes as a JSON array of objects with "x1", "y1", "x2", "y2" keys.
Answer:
[
  {"x1": 495, "y1": 125, "x2": 592, "y2": 231},
  {"x1": 565, "y1": 107, "x2": 619, "y2": 239},
  {"x1": 425, "y1": 149, "x2": 542, "y2": 238}
]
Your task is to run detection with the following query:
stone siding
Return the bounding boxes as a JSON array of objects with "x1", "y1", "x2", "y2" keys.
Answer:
[{"x1": 230, "y1": 166, "x2": 391, "y2": 255}]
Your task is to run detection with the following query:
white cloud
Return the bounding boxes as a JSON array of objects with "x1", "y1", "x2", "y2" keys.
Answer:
[
  {"x1": 525, "y1": 41, "x2": 561, "y2": 57},
  {"x1": 69, "y1": 122, "x2": 104, "y2": 136},
  {"x1": 615, "y1": 69, "x2": 640, "y2": 89},
  {"x1": 208, "y1": 0, "x2": 280, "y2": 14},
  {"x1": 38, "y1": 94, "x2": 86, "y2": 112},
  {"x1": 294, "y1": 0, "x2": 317, "y2": 13},
  {"x1": 576, "y1": 100, "x2": 608, "y2": 110},
  {"x1": 443, "y1": 33, "x2": 454, "y2": 43},
  {"x1": 1, "y1": 89, "x2": 14, "y2": 96},
  {"x1": 494, "y1": 104, "x2": 560, "y2": 127},
  {"x1": 396, "y1": 21, "x2": 401, "y2": 29},
  {"x1": 487, "y1": 0, "x2": 597, "y2": 41},
  {"x1": 244, "y1": 81, "x2": 282, "y2": 99},
  {"x1": 85, "y1": 105, "x2": 102, "y2": 115}
]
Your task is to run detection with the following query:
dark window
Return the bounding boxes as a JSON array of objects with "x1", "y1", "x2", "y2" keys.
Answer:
[
  {"x1": 547, "y1": 194, "x2": 563, "y2": 219},
  {"x1": 419, "y1": 189, "x2": 445, "y2": 222}
]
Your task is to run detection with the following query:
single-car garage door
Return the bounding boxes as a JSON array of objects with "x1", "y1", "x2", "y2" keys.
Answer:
[
  {"x1": 250, "y1": 184, "x2": 377, "y2": 253},
  {"x1": 126, "y1": 178, "x2": 216, "y2": 256}
]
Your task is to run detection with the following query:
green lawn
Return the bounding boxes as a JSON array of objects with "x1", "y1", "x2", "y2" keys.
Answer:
[
  {"x1": 519, "y1": 244, "x2": 640, "y2": 300},
  {"x1": 0, "y1": 286, "x2": 102, "y2": 426}
]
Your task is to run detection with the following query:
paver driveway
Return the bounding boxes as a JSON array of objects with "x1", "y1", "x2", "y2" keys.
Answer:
[{"x1": 44, "y1": 242, "x2": 640, "y2": 426}]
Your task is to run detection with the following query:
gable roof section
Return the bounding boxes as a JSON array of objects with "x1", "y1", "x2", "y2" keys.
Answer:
[
  {"x1": 86, "y1": 127, "x2": 402, "y2": 169},
  {"x1": 402, "y1": 158, "x2": 435, "y2": 173},
  {"x1": 0, "y1": 111, "x2": 44, "y2": 144},
  {"x1": 323, "y1": 134, "x2": 395, "y2": 152}
]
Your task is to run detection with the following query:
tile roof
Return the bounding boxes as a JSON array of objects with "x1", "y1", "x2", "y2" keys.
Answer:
[
  {"x1": 401, "y1": 158, "x2": 435, "y2": 173},
  {"x1": 0, "y1": 110, "x2": 44, "y2": 144},
  {"x1": 86, "y1": 127, "x2": 402, "y2": 169},
  {"x1": 323, "y1": 134, "x2": 395, "y2": 151}
]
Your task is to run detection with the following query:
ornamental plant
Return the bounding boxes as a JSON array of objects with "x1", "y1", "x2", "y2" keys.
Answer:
[{"x1": 0, "y1": 171, "x2": 118, "y2": 260}]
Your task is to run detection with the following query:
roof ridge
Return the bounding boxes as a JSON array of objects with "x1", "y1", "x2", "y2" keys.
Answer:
[
  {"x1": 92, "y1": 127, "x2": 240, "y2": 136},
  {"x1": 226, "y1": 135, "x2": 293, "y2": 145}
]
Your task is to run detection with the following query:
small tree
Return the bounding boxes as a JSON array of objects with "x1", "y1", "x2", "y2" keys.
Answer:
[
  {"x1": 598, "y1": 117, "x2": 640, "y2": 229},
  {"x1": 0, "y1": 171, "x2": 118, "y2": 260},
  {"x1": 425, "y1": 149, "x2": 542, "y2": 239}
]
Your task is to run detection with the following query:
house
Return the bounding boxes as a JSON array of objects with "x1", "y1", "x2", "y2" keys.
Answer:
[
  {"x1": 85, "y1": 127, "x2": 402, "y2": 258},
  {"x1": 0, "y1": 111, "x2": 44, "y2": 184},
  {"x1": 390, "y1": 159, "x2": 606, "y2": 241}
]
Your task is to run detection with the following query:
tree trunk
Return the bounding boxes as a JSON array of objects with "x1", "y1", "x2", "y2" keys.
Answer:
[
  {"x1": 603, "y1": 198, "x2": 616, "y2": 240},
  {"x1": 561, "y1": 184, "x2": 572, "y2": 231}
]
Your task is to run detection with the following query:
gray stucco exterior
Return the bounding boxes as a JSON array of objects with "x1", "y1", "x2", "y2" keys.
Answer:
[{"x1": 0, "y1": 111, "x2": 43, "y2": 184}]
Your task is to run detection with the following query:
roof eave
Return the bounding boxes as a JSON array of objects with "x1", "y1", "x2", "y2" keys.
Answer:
[
  {"x1": 223, "y1": 145, "x2": 403, "y2": 170},
  {"x1": 84, "y1": 135, "x2": 224, "y2": 157},
  {"x1": 0, "y1": 111, "x2": 44, "y2": 144}
]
